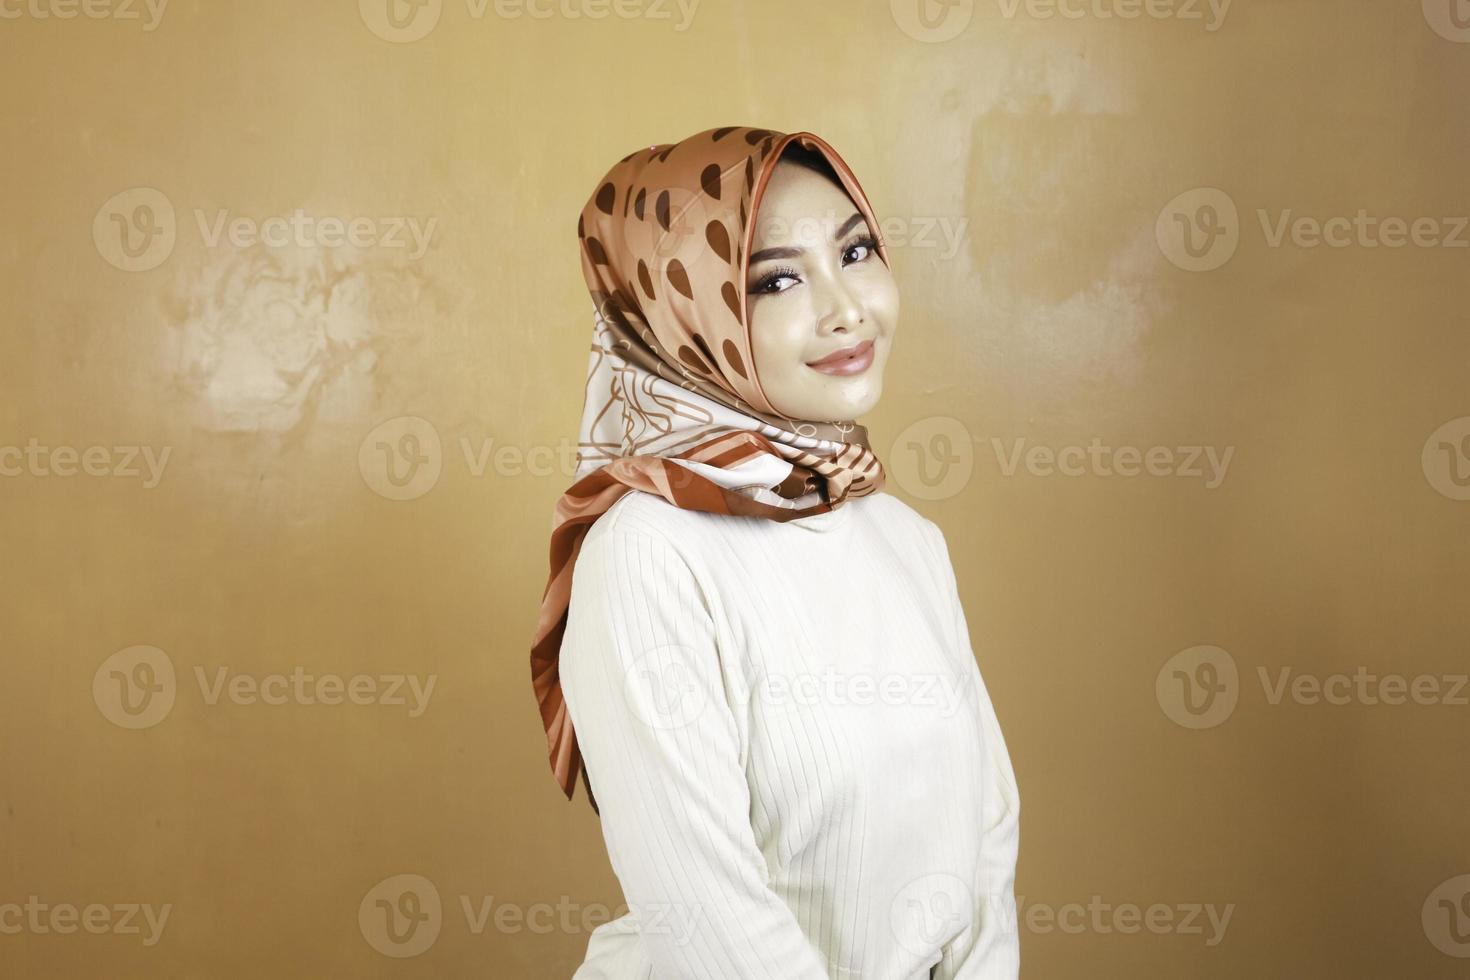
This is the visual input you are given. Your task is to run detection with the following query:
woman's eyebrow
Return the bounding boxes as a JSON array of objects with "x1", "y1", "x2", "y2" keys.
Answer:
[{"x1": 748, "y1": 212, "x2": 866, "y2": 264}]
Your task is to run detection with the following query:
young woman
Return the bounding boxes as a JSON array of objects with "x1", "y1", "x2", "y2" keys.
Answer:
[{"x1": 530, "y1": 125, "x2": 1020, "y2": 980}]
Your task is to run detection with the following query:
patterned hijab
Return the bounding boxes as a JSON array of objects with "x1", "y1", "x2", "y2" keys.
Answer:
[{"x1": 531, "y1": 125, "x2": 891, "y2": 809}]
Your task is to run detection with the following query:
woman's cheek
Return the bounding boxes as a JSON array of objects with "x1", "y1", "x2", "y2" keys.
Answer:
[{"x1": 860, "y1": 279, "x2": 900, "y2": 334}]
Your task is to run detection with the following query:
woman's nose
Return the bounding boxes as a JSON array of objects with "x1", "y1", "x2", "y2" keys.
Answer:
[{"x1": 814, "y1": 277, "x2": 864, "y2": 335}]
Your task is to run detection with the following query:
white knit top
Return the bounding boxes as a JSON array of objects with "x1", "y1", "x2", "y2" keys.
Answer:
[{"x1": 559, "y1": 489, "x2": 1020, "y2": 980}]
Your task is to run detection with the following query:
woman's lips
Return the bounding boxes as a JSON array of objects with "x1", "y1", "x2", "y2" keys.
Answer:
[{"x1": 805, "y1": 338, "x2": 875, "y2": 377}]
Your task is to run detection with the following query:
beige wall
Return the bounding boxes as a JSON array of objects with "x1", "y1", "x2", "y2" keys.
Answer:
[{"x1": 3, "y1": 1, "x2": 1468, "y2": 977}]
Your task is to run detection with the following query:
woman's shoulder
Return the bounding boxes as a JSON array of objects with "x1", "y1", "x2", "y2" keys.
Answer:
[
  {"x1": 572, "y1": 491, "x2": 723, "y2": 591},
  {"x1": 568, "y1": 488, "x2": 955, "y2": 607},
  {"x1": 860, "y1": 489, "x2": 941, "y2": 535},
  {"x1": 589, "y1": 487, "x2": 942, "y2": 537},
  {"x1": 583, "y1": 488, "x2": 715, "y2": 548},
  {"x1": 565, "y1": 493, "x2": 707, "y2": 614},
  {"x1": 578, "y1": 488, "x2": 950, "y2": 568}
]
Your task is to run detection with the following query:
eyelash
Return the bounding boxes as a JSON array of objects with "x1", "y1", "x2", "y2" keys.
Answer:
[{"x1": 749, "y1": 235, "x2": 880, "y2": 295}]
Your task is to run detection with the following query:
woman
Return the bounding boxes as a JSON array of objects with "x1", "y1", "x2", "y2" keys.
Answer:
[{"x1": 530, "y1": 125, "x2": 1020, "y2": 980}]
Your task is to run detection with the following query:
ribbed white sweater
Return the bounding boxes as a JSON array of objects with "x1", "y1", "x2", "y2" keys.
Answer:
[{"x1": 559, "y1": 489, "x2": 1020, "y2": 980}]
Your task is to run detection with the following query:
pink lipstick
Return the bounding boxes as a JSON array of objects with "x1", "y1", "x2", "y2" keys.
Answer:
[{"x1": 805, "y1": 339, "x2": 875, "y2": 377}]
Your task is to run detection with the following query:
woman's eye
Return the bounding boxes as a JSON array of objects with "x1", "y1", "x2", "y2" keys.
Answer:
[
  {"x1": 843, "y1": 237, "x2": 878, "y2": 265},
  {"x1": 751, "y1": 268, "x2": 800, "y2": 294}
]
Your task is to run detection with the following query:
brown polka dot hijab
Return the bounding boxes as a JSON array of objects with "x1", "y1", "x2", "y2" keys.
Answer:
[{"x1": 531, "y1": 125, "x2": 891, "y2": 809}]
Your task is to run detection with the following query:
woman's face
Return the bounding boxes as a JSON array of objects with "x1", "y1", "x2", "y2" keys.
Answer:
[{"x1": 745, "y1": 160, "x2": 899, "y2": 423}]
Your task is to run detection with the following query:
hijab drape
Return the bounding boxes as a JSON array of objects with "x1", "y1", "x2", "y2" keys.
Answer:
[{"x1": 531, "y1": 126, "x2": 891, "y2": 810}]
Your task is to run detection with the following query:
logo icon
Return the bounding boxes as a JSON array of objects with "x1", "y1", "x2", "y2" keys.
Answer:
[
  {"x1": 889, "y1": 416, "x2": 974, "y2": 501},
  {"x1": 93, "y1": 187, "x2": 176, "y2": 272},
  {"x1": 1421, "y1": 416, "x2": 1470, "y2": 501},
  {"x1": 890, "y1": 872, "x2": 975, "y2": 955},
  {"x1": 1156, "y1": 187, "x2": 1239, "y2": 272},
  {"x1": 890, "y1": 0, "x2": 974, "y2": 42},
  {"x1": 623, "y1": 645, "x2": 709, "y2": 731},
  {"x1": 1423, "y1": 874, "x2": 1470, "y2": 957},
  {"x1": 1156, "y1": 644, "x2": 1239, "y2": 729},
  {"x1": 359, "y1": 416, "x2": 443, "y2": 501},
  {"x1": 359, "y1": 873, "x2": 443, "y2": 957},
  {"x1": 93, "y1": 645, "x2": 177, "y2": 729},
  {"x1": 1423, "y1": 0, "x2": 1470, "y2": 43},
  {"x1": 359, "y1": 0, "x2": 443, "y2": 43}
]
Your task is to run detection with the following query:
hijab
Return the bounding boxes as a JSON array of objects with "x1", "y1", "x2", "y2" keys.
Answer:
[{"x1": 531, "y1": 125, "x2": 892, "y2": 810}]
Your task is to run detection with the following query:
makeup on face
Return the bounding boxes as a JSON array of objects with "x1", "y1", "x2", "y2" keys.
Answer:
[
  {"x1": 747, "y1": 210, "x2": 883, "y2": 377},
  {"x1": 747, "y1": 212, "x2": 878, "y2": 295},
  {"x1": 805, "y1": 338, "x2": 875, "y2": 376},
  {"x1": 744, "y1": 158, "x2": 899, "y2": 422}
]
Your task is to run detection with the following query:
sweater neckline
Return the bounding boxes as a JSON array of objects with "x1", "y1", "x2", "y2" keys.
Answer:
[{"x1": 787, "y1": 498, "x2": 857, "y2": 532}]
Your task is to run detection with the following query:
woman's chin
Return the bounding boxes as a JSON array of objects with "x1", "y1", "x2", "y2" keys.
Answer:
[{"x1": 772, "y1": 377, "x2": 883, "y2": 424}]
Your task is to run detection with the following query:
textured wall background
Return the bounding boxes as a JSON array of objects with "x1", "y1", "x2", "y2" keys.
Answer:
[{"x1": 2, "y1": 1, "x2": 1468, "y2": 977}]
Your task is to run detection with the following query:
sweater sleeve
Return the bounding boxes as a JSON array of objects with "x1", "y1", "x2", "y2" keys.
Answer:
[
  {"x1": 921, "y1": 520, "x2": 1022, "y2": 980},
  {"x1": 558, "y1": 517, "x2": 832, "y2": 980}
]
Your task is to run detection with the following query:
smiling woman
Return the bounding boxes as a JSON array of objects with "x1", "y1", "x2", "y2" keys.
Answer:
[
  {"x1": 529, "y1": 125, "x2": 1020, "y2": 980},
  {"x1": 744, "y1": 142, "x2": 900, "y2": 422}
]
